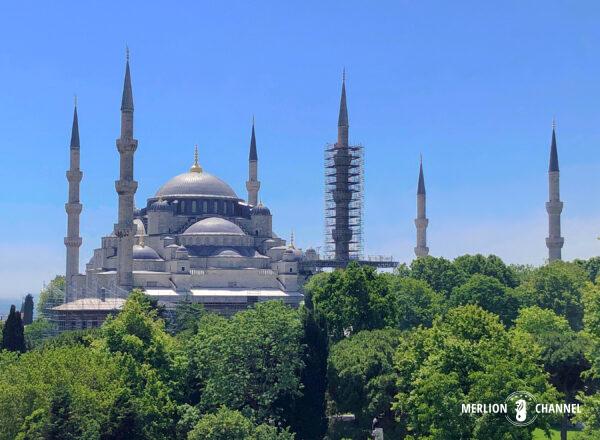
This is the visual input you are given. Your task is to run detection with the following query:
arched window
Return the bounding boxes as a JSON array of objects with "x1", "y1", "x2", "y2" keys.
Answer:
[
  {"x1": 213, "y1": 201, "x2": 218, "y2": 213},
  {"x1": 192, "y1": 200, "x2": 197, "y2": 213},
  {"x1": 203, "y1": 201, "x2": 208, "y2": 212},
  {"x1": 180, "y1": 200, "x2": 186, "y2": 213}
]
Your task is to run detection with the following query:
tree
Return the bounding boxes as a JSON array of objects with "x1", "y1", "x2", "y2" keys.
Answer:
[
  {"x1": 394, "y1": 305, "x2": 559, "y2": 440},
  {"x1": 188, "y1": 407, "x2": 295, "y2": 440},
  {"x1": 37, "y1": 276, "x2": 65, "y2": 314},
  {"x1": 21, "y1": 294, "x2": 34, "y2": 325},
  {"x1": 171, "y1": 300, "x2": 205, "y2": 335},
  {"x1": 516, "y1": 261, "x2": 587, "y2": 330},
  {"x1": 305, "y1": 262, "x2": 387, "y2": 340},
  {"x1": 0, "y1": 345, "x2": 126, "y2": 440},
  {"x1": 188, "y1": 301, "x2": 304, "y2": 424},
  {"x1": 24, "y1": 318, "x2": 53, "y2": 349},
  {"x1": 384, "y1": 276, "x2": 445, "y2": 330},
  {"x1": 514, "y1": 306, "x2": 590, "y2": 440},
  {"x1": 1, "y1": 305, "x2": 26, "y2": 353},
  {"x1": 453, "y1": 254, "x2": 519, "y2": 288},
  {"x1": 286, "y1": 307, "x2": 328, "y2": 440},
  {"x1": 574, "y1": 256, "x2": 600, "y2": 283},
  {"x1": 46, "y1": 384, "x2": 81, "y2": 440},
  {"x1": 100, "y1": 390, "x2": 141, "y2": 440},
  {"x1": 409, "y1": 256, "x2": 468, "y2": 297},
  {"x1": 328, "y1": 329, "x2": 403, "y2": 439},
  {"x1": 449, "y1": 274, "x2": 520, "y2": 326}
]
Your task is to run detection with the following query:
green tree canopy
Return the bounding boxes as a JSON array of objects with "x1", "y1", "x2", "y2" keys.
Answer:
[
  {"x1": 305, "y1": 262, "x2": 386, "y2": 340},
  {"x1": 394, "y1": 305, "x2": 559, "y2": 440},
  {"x1": 383, "y1": 276, "x2": 445, "y2": 330},
  {"x1": 453, "y1": 254, "x2": 519, "y2": 287},
  {"x1": 409, "y1": 256, "x2": 468, "y2": 297},
  {"x1": 328, "y1": 328, "x2": 403, "y2": 438},
  {"x1": 188, "y1": 301, "x2": 304, "y2": 424},
  {"x1": 188, "y1": 406, "x2": 295, "y2": 440},
  {"x1": 574, "y1": 256, "x2": 600, "y2": 283},
  {"x1": 449, "y1": 274, "x2": 520, "y2": 326},
  {"x1": 516, "y1": 261, "x2": 587, "y2": 330}
]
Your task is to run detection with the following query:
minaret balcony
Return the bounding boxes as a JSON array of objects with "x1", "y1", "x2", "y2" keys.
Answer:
[
  {"x1": 414, "y1": 218, "x2": 429, "y2": 228},
  {"x1": 66, "y1": 170, "x2": 83, "y2": 182},
  {"x1": 116, "y1": 138, "x2": 138, "y2": 154},
  {"x1": 64, "y1": 236, "x2": 82, "y2": 247},
  {"x1": 115, "y1": 180, "x2": 138, "y2": 195},
  {"x1": 545, "y1": 201, "x2": 563, "y2": 215},
  {"x1": 65, "y1": 203, "x2": 82, "y2": 215},
  {"x1": 546, "y1": 237, "x2": 564, "y2": 247}
]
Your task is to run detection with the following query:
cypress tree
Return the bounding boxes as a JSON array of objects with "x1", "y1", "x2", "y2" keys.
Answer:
[
  {"x1": 47, "y1": 384, "x2": 80, "y2": 440},
  {"x1": 288, "y1": 306, "x2": 329, "y2": 439},
  {"x1": 21, "y1": 294, "x2": 34, "y2": 325},
  {"x1": 1, "y1": 305, "x2": 26, "y2": 352}
]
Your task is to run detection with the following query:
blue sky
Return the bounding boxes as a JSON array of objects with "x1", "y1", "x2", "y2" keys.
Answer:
[{"x1": 0, "y1": 1, "x2": 599, "y2": 299}]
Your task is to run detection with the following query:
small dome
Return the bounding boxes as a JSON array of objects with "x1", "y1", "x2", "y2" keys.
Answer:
[
  {"x1": 252, "y1": 203, "x2": 271, "y2": 216},
  {"x1": 149, "y1": 199, "x2": 171, "y2": 212},
  {"x1": 184, "y1": 217, "x2": 245, "y2": 235},
  {"x1": 156, "y1": 171, "x2": 238, "y2": 199},
  {"x1": 216, "y1": 248, "x2": 242, "y2": 257},
  {"x1": 133, "y1": 245, "x2": 162, "y2": 260},
  {"x1": 283, "y1": 246, "x2": 302, "y2": 261},
  {"x1": 176, "y1": 245, "x2": 187, "y2": 252}
]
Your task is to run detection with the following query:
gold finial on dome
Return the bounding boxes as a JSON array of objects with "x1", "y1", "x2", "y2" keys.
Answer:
[{"x1": 190, "y1": 144, "x2": 203, "y2": 173}]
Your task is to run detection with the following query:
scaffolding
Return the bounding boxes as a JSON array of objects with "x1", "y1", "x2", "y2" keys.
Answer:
[{"x1": 324, "y1": 142, "x2": 364, "y2": 260}]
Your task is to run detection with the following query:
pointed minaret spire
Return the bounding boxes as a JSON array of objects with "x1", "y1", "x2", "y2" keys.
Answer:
[
  {"x1": 414, "y1": 154, "x2": 429, "y2": 258},
  {"x1": 337, "y1": 69, "x2": 349, "y2": 147},
  {"x1": 65, "y1": 101, "x2": 83, "y2": 301},
  {"x1": 546, "y1": 119, "x2": 564, "y2": 262},
  {"x1": 246, "y1": 117, "x2": 260, "y2": 206},
  {"x1": 114, "y1": 49, "x2": 139, "y2": 291}
]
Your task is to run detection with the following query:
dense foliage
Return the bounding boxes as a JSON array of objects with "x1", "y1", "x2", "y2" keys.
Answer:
[{"x1": 1, "y1": 254, "x2": 600, "y2": 439}]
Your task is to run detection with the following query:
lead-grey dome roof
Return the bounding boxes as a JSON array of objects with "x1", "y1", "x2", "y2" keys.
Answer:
[
  {"x1": 183, "y1": 217, "x2": 245, "y2": 235},
  {"x1": 155, "y1": 171, "x2": 238, "y2": 199},
  {"x1": 133, "y1": 245, "x2": 162, "y2": 260}
]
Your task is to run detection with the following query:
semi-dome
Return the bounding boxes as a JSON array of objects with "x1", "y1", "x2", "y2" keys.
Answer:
[
  {"x1": 155, "y1": 171, "x2": 238, "y2": 199},
  {"x1": 133, "y1": 245, "x2": 162, "y2": 260},
  {"x1": 184, "y1": 217, "x2": 245, "y2": 235},
  {"x1": 252, "y1": 202, "x2": 271, "y2": 216}
]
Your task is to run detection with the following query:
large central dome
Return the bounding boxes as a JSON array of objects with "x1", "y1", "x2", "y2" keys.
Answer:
[{"x1": 155, "y1": 171, "x2": 238, "y2": 199}]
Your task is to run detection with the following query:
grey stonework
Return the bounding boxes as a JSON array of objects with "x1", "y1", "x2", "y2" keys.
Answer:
[
  {"x1": 546, "y1": 125, "x2": 564, "y2": 262},
  {"x1": 414, "y1": 158, "x2": 429, "y2": 257}
]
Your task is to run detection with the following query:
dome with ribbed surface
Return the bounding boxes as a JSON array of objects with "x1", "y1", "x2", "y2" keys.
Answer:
[
  {"x1": 183, "y1": 217, "x2": 245, "y2": 235},
  {"x1": 155, "y1": 171, "x2": 238, "y2": 199},
  {"x1": 252, "y1": 203, "x2": 271, "y2": 216}
]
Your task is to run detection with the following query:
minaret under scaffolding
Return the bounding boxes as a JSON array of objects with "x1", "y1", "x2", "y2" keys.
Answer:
[
  {"x1": 414, "y1": 156, "x2": 429, "y2": 257},
  {"x1": 246, "y1": 118, "x2": 260, "y2": 206},
  {"x1": 65, "y1": 100, "x2": 83, "y2": 302},
  {"x1": 114, "y1": 49, "x2": 138, "y2": 291},
  {"x1": 546, "y1": 119, "x2": 564, "y2": 262},
  {"x1": 324, "y1": 70, "x2": 364, "y2": 262}
]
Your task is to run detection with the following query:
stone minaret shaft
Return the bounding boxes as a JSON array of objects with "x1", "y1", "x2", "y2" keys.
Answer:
[
  {"x1": 65, "y1": 104, "x2": 83, "y2": 301},
  {"x1": 332, "y1": 73, "x2": 352, "y2": 261},
  {"x1": 246, "y1": 120, "x2": 260, "y2": 206},
  {"x1": 114, "y1": 54, "x2": 138, "y2": 290},
  {"x1": 546, "y1": 123, "x2": 564, "y2": 262},
  {"x1": 414, "y1": 158, "x2": 429, "y2": 257}
]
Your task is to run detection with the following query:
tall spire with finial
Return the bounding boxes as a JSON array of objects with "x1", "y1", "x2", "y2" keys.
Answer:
[
  {"x1": 246, "y1": 116, "x2": 260, "y2": 206},
  {"x1": 114, "y1": 47, "x2": 139, "y2": 291},
  {"x1": 65, "y1": 98, "x2": 83, "y2": 301},
  {"x1": 414, "y1": 154, "x2": 429, "y2": 257},
  {"x1": 190, "y1": 144, "x2": 203, "y2": 173},
  {"x1": 546, "y1": 119, "x2": 564, "y2": 262},
  {"x1": 337, "y1": 68, "x2": 349, "y2": 147}
]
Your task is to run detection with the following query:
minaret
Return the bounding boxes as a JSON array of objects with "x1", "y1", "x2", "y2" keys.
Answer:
[
  {"x1": 114, "y1": 49, "x2": 138, "y2": 291},
  {"x1": 246, "y1": 117, "x2": 260, "y2": 206},
  {"x1": 414, "y1": 156, "x2": 429, "y2": 257},
  {"x1": 546, "y1": 120, "x2": 564, "y2": 262},
  {"x1": 332, "y1": 70, "x2": 352, "y2": 261},
  {"x1": 64, "y1": 99, "x2": 83, "y2": 301}
]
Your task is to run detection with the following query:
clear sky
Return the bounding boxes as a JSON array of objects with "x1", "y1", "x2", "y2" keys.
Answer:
[{"x1": 0, "y1": 1, "x2": 599, "y2": 299}]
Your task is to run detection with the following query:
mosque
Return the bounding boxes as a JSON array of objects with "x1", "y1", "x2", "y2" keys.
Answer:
[
  {"x1": 53, "y1": 54, "x2": 310, "y2": 328},
  {"x1": 52, "y1": 52, "x2": 565, "y2": 330}
]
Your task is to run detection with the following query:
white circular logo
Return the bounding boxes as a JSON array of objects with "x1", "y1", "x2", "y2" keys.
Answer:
[{"x1": 505, "y1": 391, "x2": 538, "y2": 427}]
